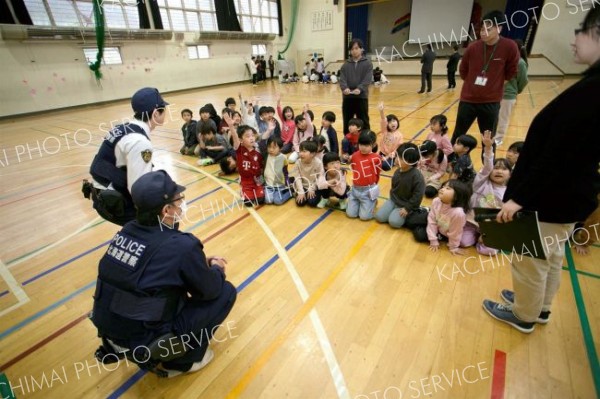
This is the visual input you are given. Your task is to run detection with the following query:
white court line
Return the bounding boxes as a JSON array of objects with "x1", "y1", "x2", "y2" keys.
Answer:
[
  {"x1": 175, "y1": 160, "x2": 350, "y2": 399},
  {"x1": 8, "y1": 216, "x2": 103, "y2": 269},
  {"x1": 0, "y1": 259, "x2": 30, "y2": 317}
]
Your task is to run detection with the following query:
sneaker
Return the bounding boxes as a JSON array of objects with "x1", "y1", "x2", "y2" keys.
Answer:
[
  {"x1": 417, "y1": 90, "x2": 425, "y2": 94},
  {"x1": 339, "y1": 199, "x2": 348, "y2": 210},
  {"x1": 494, "y1": 138, "x2": 503, "y2": 146},
  {"x1": 482, "y1": 300, "x2": 535, "y2": 333},
  {"x1": 476, "y1": 242, "x2": 498, "y2": 256},
  {"x1": 164, "y1": 347, "x2": 214, "y2": 378},
  {"x1": 500, "y1": 289, "x2": 551, "y2": 324},
  {"x1": 197, "y1": 158, "x2": 214, "y2": 166},
  {"x1": 317, "y1": 198, "x2": 330, "y2": 209}
]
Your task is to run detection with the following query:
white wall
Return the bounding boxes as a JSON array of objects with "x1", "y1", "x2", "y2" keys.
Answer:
[
  {"x1": 0, "y1": 39, "x2": 264, "y2": 117},
  {"x1": 289, "y1": 0, "x2": 346, "y2": 71},
  {"x1": 0, "y1": 0, "x2": 293, "y2": 117},
  {"x1": 530, "y1": 0, "x2": 590, "y2": 74},
  {"x1": 1, "y1": 0, "x2": 591, "y2": 117}
]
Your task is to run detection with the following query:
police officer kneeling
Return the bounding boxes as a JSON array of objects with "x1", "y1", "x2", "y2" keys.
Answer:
[
  {"x1": 91, "y1": 170, "x2": 236, "y2": 377},
  {"x1": 83, "y1": 87, "x2": 168, "y2": 226}
]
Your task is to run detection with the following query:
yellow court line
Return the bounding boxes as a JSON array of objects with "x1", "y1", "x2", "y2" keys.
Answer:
[{"x1": 226, "y1": 223, "x2": 378, "y2": 398}]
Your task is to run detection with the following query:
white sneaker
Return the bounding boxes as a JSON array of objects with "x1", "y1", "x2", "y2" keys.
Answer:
[
  {"x1": 197, "y1": 158, "x2": 214, "y2": 166},
  {"x1": 494, "y1": 138, "x2": 503, "y2": 146},
  {"x1": 164, "y1": 347, "x2": 214, "y2": 378}
]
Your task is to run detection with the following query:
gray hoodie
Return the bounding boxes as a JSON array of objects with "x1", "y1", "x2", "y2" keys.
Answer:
[{"x1": 339, "y1": 56, "x2": 373, "y2": 99}]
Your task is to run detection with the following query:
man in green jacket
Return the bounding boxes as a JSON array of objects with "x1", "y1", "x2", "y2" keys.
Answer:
[{"x1": 495, "y1": 39, "x2": 529, "y2": 146}]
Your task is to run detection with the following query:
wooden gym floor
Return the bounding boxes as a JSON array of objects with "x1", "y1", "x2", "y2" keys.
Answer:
[{"x1": 0, "y1": 76, "x2": 598, "y2": 399}]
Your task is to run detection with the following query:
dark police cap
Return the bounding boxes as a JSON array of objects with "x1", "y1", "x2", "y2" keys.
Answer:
[
  {"x1": 131, "y1": 171, "x2": 185, "y2": 211},
  {"x1": 131, "y1": 87, "x2": 169, "y2": 115}
]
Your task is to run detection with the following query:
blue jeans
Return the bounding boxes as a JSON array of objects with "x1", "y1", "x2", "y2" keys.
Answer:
[
  {"x1": 264, "y1": 186, "x2": 292, "y2": 205},
  {"x1": 375, "y1": 199, "x2": 406, "y2": 228},
  {"x1": 346, "y1": 185, "x2": 377, "y2": 220}
]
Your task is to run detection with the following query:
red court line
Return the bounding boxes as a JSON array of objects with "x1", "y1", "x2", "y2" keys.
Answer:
[
  {"x1": 0, "y1": 210, "x2": 254, "y2": 370},
  {"x1": 0, "y1": 313, "x2": 89, "y2": 370},
  {"x1": 491, "y1": 349, "x2": 507, "y2": 399}
]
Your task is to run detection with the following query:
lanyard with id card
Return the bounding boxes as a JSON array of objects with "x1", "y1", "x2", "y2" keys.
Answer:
[{"x1": 476, "y1": 42, "x2": 498, "y2": 87}]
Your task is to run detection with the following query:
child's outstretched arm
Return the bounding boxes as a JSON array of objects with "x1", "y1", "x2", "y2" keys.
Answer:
[
  {"x1": 303, "y1": 104, "x2": 314, "y2": 137},
  {"x1": 238, "y1": 92, "x2": 246, "y2": 117},
  {"x1": 223, "y1": 112, "x2": 240, "y2": 150},
  {"x1": 472, "y1": 130, "x2": 494, "y2": 191},
  {"x1": 379, "y1": 102, "x2": 387, "y2": 134}
]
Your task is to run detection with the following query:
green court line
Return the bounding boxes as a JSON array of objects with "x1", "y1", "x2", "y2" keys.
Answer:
[
  {"x1": 562, "y1": 266, "x2": 600, "y2": 280},
  {"x1": 0, "y1": 372, "x2": 16, "y2": 398},
  {"x1": 593, "y1": 244, "x2": 600, "y2": 248},
  {"x1": 565, "y1": 245, "x2": 600, "y2": 398},
  {"x1": 527, "y1": 85, "x2": 535, "y2": 108}
]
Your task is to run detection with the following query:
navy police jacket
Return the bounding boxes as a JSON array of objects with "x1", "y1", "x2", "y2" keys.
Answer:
[{"x1": 91, "y1": 221, "x2": 226, "y2": 346}]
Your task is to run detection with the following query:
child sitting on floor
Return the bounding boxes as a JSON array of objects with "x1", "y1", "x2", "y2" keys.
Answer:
[
  {"x1": 375, "y1": 142, "x2": 425, "y2": 228},
  {"x1": 289, "y1": 140, "x2": 323, "y2": 207},
  {"x1": 317, "y1": 152, "x2": 348, "y2": 209}
]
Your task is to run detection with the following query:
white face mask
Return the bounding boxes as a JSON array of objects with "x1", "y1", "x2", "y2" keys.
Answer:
[{"x1": 173, "y1": 200, "x2": 188, "y2": 223}]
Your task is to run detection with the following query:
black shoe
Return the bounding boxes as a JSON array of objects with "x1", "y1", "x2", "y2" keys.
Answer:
[{"x1": 417, "y1": 90, "x2": 424, "y2": 94}]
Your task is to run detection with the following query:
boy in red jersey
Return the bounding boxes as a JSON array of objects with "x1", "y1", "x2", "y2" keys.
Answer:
[
  {"x1": 346, "y1": 131, "x2": 382, "y2": 220},
  {"x1": 224, "y1": 113, "x2": 265, "y2": 206}
]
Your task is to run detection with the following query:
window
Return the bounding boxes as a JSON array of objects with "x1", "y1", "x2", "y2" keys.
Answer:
[
  {"x1": 83, "y1": 47, "x2": 123, "y2": 65},
  {"x1": 158, "y1": 0, "x2": 217, "y2": 31},
  {"x1": 234, "y1": 0, "x2": 279, "y2": 34},
  {"x1": 187, "y1": 45, "x2": 209, "y2": 59},
  {"x1": 23, "y1": 0, "x2": 139, "y2": 29},
  {"x1": 251, "y1": 44, "x2": 266, "y2": 56}
]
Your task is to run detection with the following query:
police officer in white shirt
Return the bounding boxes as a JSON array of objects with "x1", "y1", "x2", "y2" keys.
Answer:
[{"x1": 84, "y1": 87, "x2": 168, "y2": 225}]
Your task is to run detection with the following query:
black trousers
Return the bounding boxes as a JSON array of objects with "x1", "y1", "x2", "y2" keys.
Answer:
[
  {"x1": 342, "y1": 96, "x2": 370, "y2": 133},
  {"x1": 420, "y1": 72, "x2": 432, "y2": 92},
  {"x1": 451, "y1": 101, "x2": 501, "y2": 143},
  {"x1": 447, "y1": 70, "x2": 456, "y2": 88},
  {"x1": 163, "y1": 281, "x2": 237, "y2": 371},
  {"x1": 451, "y1": 101, "x2": 500, "y2": 160}
]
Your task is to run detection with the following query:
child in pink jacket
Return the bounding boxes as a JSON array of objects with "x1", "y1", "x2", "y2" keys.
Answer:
[{"x1": 412, "y1": 179, "x2": 472, "y2": 255}]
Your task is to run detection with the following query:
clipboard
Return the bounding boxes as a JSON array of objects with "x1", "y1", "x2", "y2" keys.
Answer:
[{"x1": 474, "y1": 208, "x2": 547, "y2": 260}]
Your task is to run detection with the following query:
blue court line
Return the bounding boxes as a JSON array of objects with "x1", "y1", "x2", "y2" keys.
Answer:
[
  {"x1": 565, "y1": 245, "x2": 600, "y2": 398},
  {"x1": 19, "y1": 186, "x2": 224, "y2": 286},
  {"x1": 236, "y1": 210, "x2": 333, "y2": 292},
  {"x1": 0, "y1": 281, "x2": 96, "y2": 340},
  {"x1": 410, "y1": 99, "x2": 460, "y2": 141},
  {"x1": 106, "y1": 370, "x2": 146, "y2": 399},
  {"x1": 0, "y1": 185, "x2": 226, "y2": 304},
  {"x1": 108, "y1": 209, "x2": 334, "y2": 398},
  {"x1": 0, "y1": 188, "x2": 236, "y2": 341}
]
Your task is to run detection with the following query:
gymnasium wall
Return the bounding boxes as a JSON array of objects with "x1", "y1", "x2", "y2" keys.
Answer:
[
  {"x1": 0, "y1": 0, "x2": 294, "y2": 118},
  {"x1": 368, "y1": 0, "x2": 508, "y2": 57},
  {"x1": 530, "y1": 0, "x2": 591, "y2": 74},
  {"x1": 0, "y1": 0, "x2": 594, "y2": 117}
]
